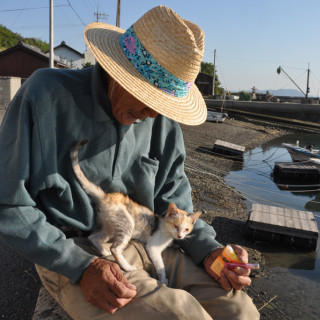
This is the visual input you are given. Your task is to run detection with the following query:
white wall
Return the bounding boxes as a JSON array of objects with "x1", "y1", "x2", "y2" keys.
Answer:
[{"x1": 55, "y1": 47, "x2": 84, "y2": 69}]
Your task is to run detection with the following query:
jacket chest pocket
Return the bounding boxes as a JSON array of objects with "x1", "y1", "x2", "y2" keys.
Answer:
[{"x1": 123, "y1": 156, "x2": 159, "y2": 210}]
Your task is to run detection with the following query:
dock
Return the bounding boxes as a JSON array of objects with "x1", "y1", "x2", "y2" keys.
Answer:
[
  {"x1": 273, "y1": 162, "x2": 320, "y2": 182},
  {"x1": 212, "y1": 139, "x2": 245, "y2": 159},
  {"x1": 245, "y1": 203, "x2": 319, "y2": 250}
]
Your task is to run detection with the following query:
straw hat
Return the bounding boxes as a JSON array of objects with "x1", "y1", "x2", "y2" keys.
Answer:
[{"x1": 84, "y1": 5, "x2": 207, "y2": 125}]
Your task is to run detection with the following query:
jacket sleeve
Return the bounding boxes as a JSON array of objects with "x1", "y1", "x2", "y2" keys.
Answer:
[
  {"x1": 152, "y1": 119, "x2": 222, "y2": 265},
  {"x1": 0, "y1": 92, "x2": 94, "y2": 284}
]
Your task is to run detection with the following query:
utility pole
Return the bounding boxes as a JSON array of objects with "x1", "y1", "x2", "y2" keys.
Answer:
[
  {"x1": 116, "y1": 0, "x2": 121, "y2": 27},
  {"x1": 306, "y1": 63, "x2": 310, "y2": 100},
  {"x1": 212, "y1": 49, "x2": 216, "y2": 97},
  {"x1": 49, "y1": 0, "x2": 54, "y2": 68},
  {"x1": 94, "y1": 6, "x2": 108, "y2": 22},
  {"x1": 277, "y1": 65, "x2": 311, "y2": 99}
]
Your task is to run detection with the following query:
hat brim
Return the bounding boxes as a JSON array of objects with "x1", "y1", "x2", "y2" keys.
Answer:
[{"x1": 84, "y1": 22, "x2": 207, "y2": 126}]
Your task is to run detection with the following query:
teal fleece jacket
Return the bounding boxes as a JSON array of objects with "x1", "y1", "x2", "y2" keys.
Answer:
[{"x1": 0, "y1": 64, "x2": 221, "y2": 283}]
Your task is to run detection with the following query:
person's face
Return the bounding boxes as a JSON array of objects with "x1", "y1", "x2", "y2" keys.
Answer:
[{"x1": 107, "y1": 77, "x2": 158, "y2": 125}]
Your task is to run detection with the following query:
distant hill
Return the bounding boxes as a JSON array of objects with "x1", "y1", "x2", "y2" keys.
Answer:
[
  {"x1": 0, "y1": 24, "x2": 49, "y2": 52},
  {"x1": 256, "y1": 88, "x2": 305, "y2": 97}
]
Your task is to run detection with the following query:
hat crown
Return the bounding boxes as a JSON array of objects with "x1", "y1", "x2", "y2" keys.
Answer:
[
  {"x1": 83, "y1": 6, "x2": 207, "y2": 125},
  {"x1": 133, "y1": 6, "x2": 204, "y2": 82}
]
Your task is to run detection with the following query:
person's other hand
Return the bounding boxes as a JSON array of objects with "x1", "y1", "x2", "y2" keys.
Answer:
[
  {"x1": 204, "y1": 245, "x2": 252, "y2": 291},
  {"x1": 80, "y1": 258, "x2": 137, "y2": 314}
]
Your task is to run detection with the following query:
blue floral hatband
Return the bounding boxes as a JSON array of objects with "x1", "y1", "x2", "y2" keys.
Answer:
[{"x1": 119, "y1": 25, "x2": 193, "y2": 98}]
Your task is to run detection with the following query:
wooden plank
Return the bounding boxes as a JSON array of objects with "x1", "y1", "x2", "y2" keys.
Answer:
[
  {"x1": 212, "y1": 140, "x2": 245, "y2": 159},
  {"x1": 249, "y1": 210, "x2": 317, "y2": 234},
  {"x1": 252, "y1": 203, "x2": 315, "y2": 220},
  {"x1": 214, "y1": 139, "x2": 246, "y2": 152},
  {"x1": 249, "y1": 204, "x2": 319, "y2": 236}
]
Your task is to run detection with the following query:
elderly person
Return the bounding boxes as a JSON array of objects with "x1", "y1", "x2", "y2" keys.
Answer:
[{"x1": 0, "y1": 6, "x2": 259, "y2": 320}]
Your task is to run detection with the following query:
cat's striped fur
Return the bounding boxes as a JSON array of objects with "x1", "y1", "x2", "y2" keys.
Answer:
[{"x1": 70, "y1": 140, "x2": 201, "y2": 284}]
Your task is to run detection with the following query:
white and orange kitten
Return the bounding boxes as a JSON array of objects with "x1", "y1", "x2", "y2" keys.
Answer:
[{"x1": 70, "y1": 140, "x2": 201, "y2": 284}]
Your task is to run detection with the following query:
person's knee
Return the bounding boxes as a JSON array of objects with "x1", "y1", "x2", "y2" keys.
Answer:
[
  {"x1": 230, "y1": 291, "x2": 260, "y2": 320},
  {"x1": 201, "y1": 289, "x2": 259, "y2": 320},
  {"x1": 143, "y1": 286, "x2": 212, "y2": 320}
]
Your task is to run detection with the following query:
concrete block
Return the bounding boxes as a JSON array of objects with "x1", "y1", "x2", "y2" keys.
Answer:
[
  {"x1": 0, "y1": 77, "x2": 22, "y2": 110},
  {"x1": 0, "y1": 110, "x2": 5, "y2": 124}
]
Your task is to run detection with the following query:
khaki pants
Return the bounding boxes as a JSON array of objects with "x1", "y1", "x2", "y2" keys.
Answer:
[{"x1": 35, "y1": 238, "x2": 260, "y2": 320}]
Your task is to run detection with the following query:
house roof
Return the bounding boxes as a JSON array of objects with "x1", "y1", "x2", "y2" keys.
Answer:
[
  {"x1": 0, "y1": 41, "x2": 47, "y2": 58},
  {"x1": 0, "y1": 41, "x2": 67, "y2": 67},
  {"x1": 52, "y1": 41, "x2": 84, "y2": 58}
]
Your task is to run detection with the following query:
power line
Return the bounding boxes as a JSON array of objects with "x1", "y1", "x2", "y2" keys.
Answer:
[
  {"x1": 10, "y1": 0, "x2": 30, "y2": 28},
  {"x1": 66, "y1": 0, "x2": 86, "y2": 26},
  {"x1": 0, "y1": 5, "x2": 68, "y2": 13}
]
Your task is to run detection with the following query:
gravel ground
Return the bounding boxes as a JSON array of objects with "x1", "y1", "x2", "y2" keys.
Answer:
[
  {"x1": 0, "y1": 239, "x2": 41, "y2": 320},
  {"x1": 0, "y1": 114, "x2": 303, "y2": 319}
]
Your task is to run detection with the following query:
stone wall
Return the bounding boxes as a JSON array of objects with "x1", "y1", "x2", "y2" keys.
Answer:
[
  {"x1": 0, "y1": 76, "x2": 21, "y2": 124},
  {"x1": 206, "y1": 99, "x2": 320, "y2": 124}
]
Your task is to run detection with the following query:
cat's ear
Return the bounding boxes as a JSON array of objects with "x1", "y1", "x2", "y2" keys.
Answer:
[
  {"x1": 167, "y1": 203, "x2": 178, "y2": 217},
  {"x1": 189, "y1": 211, "x2": 201, "y2": 224}
]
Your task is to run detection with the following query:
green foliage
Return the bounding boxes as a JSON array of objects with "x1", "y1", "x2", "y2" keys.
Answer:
[
  {"x1": 24, "y1": 37, "x2": 49, "y2": 52},
  {"x1": 201, "y1": 61, "x2": 214, "y2": 75},
  {"x1": 82, "y1": 62, "x2": 94, "y2": 69},
  {"x1": 239, "y1": 91, "x2": 251, "y2": 101},
  {"x1": 201, "y1": 61, "x2": 224, "y2": 95},
  {"x1": 0, "y1": 24, "x2": 49, "y2": 52},
  {"x1": 0, "y1": 24, "x2": 23, "y2": 50}
]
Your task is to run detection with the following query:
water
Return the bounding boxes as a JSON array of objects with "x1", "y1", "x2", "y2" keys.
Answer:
[{"x1": 225, "y1": 133, "x2": 320, "y2": 319}]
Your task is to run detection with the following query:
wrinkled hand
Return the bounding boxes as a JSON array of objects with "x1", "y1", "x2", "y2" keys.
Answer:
[
  {"x1": 204, "y1": 245, "x2": 252, "y2": 291},
  {"x1": 80, "y1": 258, "x2": 137, "y2": 314}
]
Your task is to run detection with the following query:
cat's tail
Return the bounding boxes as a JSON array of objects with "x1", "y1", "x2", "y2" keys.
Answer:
[{"x1": 70, "y1": 140, "x2": 105, "y2": 202}]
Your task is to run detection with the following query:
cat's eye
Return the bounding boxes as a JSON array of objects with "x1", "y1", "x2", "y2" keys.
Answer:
[{"x1": 185, "y1": 228, "x2": 189, "y2": 232}]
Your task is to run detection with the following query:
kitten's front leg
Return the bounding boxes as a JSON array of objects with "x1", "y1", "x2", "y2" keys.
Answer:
[
  {"x1": 146, "y1": 245, "x2": 168, "y2": 285},
  {"x1": 157, "y1": 270, "x2": 168, "y2": 286}
]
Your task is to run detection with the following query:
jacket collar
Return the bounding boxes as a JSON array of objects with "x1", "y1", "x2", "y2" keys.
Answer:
[{"x1": 91, "y1": 63, "x2": 113, "y2": 123}]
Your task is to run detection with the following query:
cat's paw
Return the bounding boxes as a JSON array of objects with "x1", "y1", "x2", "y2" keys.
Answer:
[
  {"x1": 123, "y1": 265, "x2": 137, "y2": 272},
  {"x1": 101, "y1": 248, "x2": 111, "y2": 256},
  {"x1": 159, "y1": 278, "x2": 169, "y2": 286},
  {"x1": 157, "y1": 272, "x2": 168, "y2": 285}
]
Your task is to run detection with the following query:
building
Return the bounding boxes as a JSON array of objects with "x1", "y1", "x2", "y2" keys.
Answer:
[
  {"x1": 195, "y1": 73, "x2": 213, "y2": 96},
  {"x1": 52, "y1": 41, "x2": 85, "y2": 69},
  {"x1": 84, "y1": 49, "x2": 96, "y2": 66},
  {"x1": 0, "y1": 41, "x2": 67, "y2": 78}
]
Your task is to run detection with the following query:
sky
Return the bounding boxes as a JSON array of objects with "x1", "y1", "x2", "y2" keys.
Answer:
[{"x1": 1, "y1": 0, "x2": 320, "y2": 95}]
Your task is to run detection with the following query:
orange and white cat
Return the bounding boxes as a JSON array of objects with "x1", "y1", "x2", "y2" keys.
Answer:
[{"x1": 70, "y1": 140, "x2": 201, "y2": 284}]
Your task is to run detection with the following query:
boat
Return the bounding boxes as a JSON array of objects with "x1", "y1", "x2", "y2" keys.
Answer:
[
  {"x1": 308, "y1": 158, "x2": 320, "y2": 166},
  {"x1": 282, "y1": 142, "x2": 320, "y2": 162},
  {"x1": 206, "y1": 110, "x2": 228, "y2": 123}
]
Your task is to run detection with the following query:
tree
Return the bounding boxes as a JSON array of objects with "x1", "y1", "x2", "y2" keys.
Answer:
[
  {"x1": 0, "y1": 24, "x2": 49, "y2": 52},
  {"x1": 201, "y1": 61, "x2": 214, "y2": 75},
  {"x1": 201, "y1": 61, "x2": 224, "y2": 95}
]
